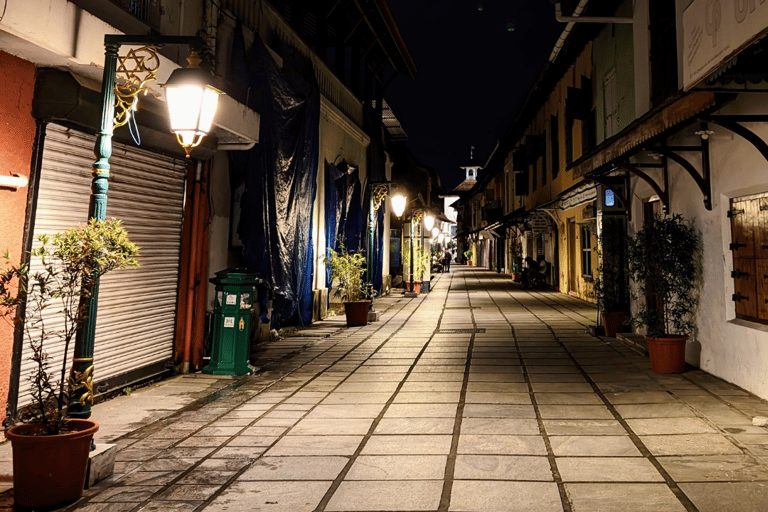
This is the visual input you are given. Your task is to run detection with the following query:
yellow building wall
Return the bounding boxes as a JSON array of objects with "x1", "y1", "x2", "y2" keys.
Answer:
[{"x1": 512, "y1": 42, "x2": 597, "y2": 301}]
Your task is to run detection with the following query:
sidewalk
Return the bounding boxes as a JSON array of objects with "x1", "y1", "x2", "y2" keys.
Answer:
[{"x1": 3, "y1": 267, "x2": 768, "y2": 511}]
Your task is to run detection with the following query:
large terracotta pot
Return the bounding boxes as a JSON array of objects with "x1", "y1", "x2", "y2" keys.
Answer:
[
  {"x1": 601, "y1": 311, "x2": 626, "y2": 338},
  {"x1": 512, "y1": 273, "x2": 522, "y2": 282},
  {"x1": 5, "y1": 419, "x2": 98, "y2": 508},
  {"x1": 344, "y1": 300, "x2": 370, "y2": 327},
  {"x1": 646, "y1": 335, "x2": 688, "y2": 374}
]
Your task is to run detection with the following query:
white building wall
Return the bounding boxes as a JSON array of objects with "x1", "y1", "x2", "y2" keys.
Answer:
[
  {"x1": 315, "y1": 96, "x2": 371, "y2": 297},
  {"x1": 629, "y1": 94, "x2": 768, "y2": 399}
]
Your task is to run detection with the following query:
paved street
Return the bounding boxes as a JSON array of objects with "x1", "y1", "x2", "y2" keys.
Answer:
[{"x1": 6, "y1": 266, "x2": 768, "y2": 511}]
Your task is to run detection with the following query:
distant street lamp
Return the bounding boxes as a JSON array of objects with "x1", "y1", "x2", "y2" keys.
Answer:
[
  {"x1": 391, "y1": 193, "x2": 407, "y2": 218},
  {"x1": 70, "y1": 35, "x2": 222, "y2": 419},
  {"x1": 431, "y1": 226, "x2": 440, "y2": 238},
  {"x1": 424, "y1": 214, "x2": 435, "y2": 231}
]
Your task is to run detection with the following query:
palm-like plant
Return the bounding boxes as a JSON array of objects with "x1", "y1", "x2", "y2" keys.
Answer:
[{"x1": 324, "y1": 246, "x2": 366, "y2": 302}]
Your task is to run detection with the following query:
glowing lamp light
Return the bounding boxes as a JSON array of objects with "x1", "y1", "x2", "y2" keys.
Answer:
[
  {"x1": 438, "y1": 233, "x2": 445, "y2": 244},
  {"x1": 431, "y1": 227, "x2": 440, "y2": 238},
  {"x1": 424, "y1": 214, "x2": 435, "y2": 231},
  {"x1": 391, "y1": 194, "x2": 407, "y2": 218},
  {"x1": 162, "y1": 51, "x2": 223, "y2": 158}
]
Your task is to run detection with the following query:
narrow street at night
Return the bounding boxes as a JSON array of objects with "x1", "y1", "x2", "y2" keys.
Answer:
[{"x1": 5, "y1": 267, "x2": 766, "y2": 512}]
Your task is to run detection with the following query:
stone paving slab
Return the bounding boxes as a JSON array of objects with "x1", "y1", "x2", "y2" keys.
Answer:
[{"x1": 6, "y1": 270, "x2": 768, "y2": 511}]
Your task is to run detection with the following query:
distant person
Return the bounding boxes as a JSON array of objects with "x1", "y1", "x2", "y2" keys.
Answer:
[
  {"x1": 522, "y1": 256, "x2": 539, "y2": 288},
  {"x1": 443, "y1": 249, "x2": 452, "y2": 272}
]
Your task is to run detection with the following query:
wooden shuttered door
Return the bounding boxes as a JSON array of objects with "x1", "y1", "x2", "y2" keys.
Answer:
[
  {"x1": 729, "y1": 193, "x2": 768, "y2": 323},
  {"x1": 17, "y1": 123, "x2": 187, "y2": 408}
]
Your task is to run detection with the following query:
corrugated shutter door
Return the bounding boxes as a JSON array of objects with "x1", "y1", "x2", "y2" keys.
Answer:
[{"x1": 18, "y1": 124, "x2": 186, "y2": 407}]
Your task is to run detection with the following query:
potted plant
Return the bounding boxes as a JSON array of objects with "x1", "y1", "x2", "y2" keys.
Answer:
[
  {"x1": 0, "y1": 219, "x2": 139, "y2": 509},
  {"x1": 402, "y1": 245, "x2": 429, "y2": 293},
  {"x1": 627, "y1": 214, "x2": 700, "y2": 373},
  {"x1": 325, "y1": 246, "x2": 368, "y2": 326},
  {"x1": 594, "y1": 217, "x2": 630, "y2": 337},
  {"x1": 464, "y1": 247, "x2": 475, "y2": 266},
  {"x1": 510, "y1": 236, "x2": 523, "y2": 282}
]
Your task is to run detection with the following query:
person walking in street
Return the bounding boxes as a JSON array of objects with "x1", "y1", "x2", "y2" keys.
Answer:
[{"x1": 443, "y1": 249, "x2": 452, "y2": 272}]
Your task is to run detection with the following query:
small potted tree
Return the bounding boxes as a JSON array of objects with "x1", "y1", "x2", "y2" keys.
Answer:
[
  {"x1": 594, "y1": 217, "x2": 630, "y2": 337},
  {"x1": 1, "y1": 219, "x2": 139, "y2": 509},
  {"x1": 510, "y1": 236, "x2": 523, "y2": 282},
  {"x1": 627, "y1": 214, "x2": 700, "y2": 373},
  {"x1": 402, "y1": 245, "x2": 429, "y2": 293},
  {"x1": 325, "y1": 246, "x2": 368, "y2": 326},
  {"x1": 464, "y1": 247, "x2": 475, "y2": 266}
]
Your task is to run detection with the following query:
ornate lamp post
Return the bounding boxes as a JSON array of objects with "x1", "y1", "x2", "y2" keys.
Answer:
[
  {"x1": 366, "y1": 183, "x2": 389, "y2": 308},
  {"x1": 69, "y1": 35, "x2": 222, "y2": 418},
  {"x1": 390, "y1": 194, "x2": 438, "y2": 295}
]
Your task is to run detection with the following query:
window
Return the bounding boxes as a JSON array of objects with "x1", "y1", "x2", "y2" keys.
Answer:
[
  {"x1": 604, "y1": 70, "x2": 618, "y2": 137},
  {"x1": 581, "y1": 224, "x2": 592, "y2": 277},
  {"x1": 565, "y1": 116, "x2": 574, "y2": 164},
  {"x1": 542, "y1": 132, "x2": 548, "y2": 187},
  {"x1": 729, "y1": 192, "x2": 768, "y2": 323},
  {"x1": 550, "y1": 115, "x2": 560, "y2": 179}
]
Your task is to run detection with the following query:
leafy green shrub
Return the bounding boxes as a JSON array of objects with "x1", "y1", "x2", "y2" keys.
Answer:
[
  {"x1": 0, "y1": 219, "x2": 139, "y2": 434},
  {"x1": 324, "y1": 246, "x2": 366, "y2": 302},
  {"x1": 627, "y1": 214, "x2": 700, "y2": 338}
]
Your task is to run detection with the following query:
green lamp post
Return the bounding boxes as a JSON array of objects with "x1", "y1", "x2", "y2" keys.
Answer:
[{"x1": 68, "y1": 35, "x2": 223, "y2": 418}]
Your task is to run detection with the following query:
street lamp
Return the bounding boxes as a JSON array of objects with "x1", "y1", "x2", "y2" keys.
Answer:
[
  {"x1": 391, "y1": 193, "x2": 407, "y2": 218},
  {"x1": 69, "y1": 35, "x2": 222, "y2": 419},
  {"x1": 163, "y1": 51, "x2": 223, "y2": 157},
  {"x1": 424, "y1": 214, "x2": 435, "y2": 231}
]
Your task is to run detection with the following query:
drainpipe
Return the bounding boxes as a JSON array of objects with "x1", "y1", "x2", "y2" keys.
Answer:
[
  {"x1": 181, "y1": 160, "x2": 204, "y2": 372},
  {"x1": 548, "y1": 1, "x2": 634, "y2": 64}
]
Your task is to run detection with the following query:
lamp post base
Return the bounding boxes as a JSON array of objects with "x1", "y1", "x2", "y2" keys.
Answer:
[{"x1": 368, "y1": 310, "x2": 381, "y2": 322}]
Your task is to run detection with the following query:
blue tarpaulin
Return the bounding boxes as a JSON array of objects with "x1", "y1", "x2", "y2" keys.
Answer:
[{"x1": 231, "y1": 25, "x2": 320, "y2": 327}]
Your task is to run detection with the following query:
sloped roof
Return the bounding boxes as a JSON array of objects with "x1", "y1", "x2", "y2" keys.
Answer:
[{"x1": 453, "y1": 180, "x2": 477, "y2": 192}]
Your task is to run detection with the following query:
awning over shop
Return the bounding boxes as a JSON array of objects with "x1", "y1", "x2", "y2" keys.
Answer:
[{"x1": 568, "y1": 91, "x2": 721, "y2": 179}]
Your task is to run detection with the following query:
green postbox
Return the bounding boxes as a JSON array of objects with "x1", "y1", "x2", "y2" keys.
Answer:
[{"x1": 203, "y1": 269, "x2": 261, "y2": 376}]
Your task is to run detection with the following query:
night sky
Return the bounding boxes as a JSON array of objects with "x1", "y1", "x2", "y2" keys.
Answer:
[{"x1": 385, "y1": 0, "x2": 563, "y2": 191}]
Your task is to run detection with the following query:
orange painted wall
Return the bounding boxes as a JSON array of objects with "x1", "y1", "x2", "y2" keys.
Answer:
[{"x1": 0, "y1": 51, "x2": 36, "y2": 420}]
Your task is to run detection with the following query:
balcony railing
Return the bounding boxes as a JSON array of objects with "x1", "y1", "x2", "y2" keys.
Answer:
[{"x1": 110, "y1": 0, "x2": 161, "y2": 28}]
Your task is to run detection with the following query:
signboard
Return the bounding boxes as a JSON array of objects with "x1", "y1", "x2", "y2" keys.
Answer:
[{"x1": 684, "y1": 0, "x2": 768, "y2": 90}]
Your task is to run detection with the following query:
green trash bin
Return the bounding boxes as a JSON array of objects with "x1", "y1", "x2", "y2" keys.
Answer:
[{"x1": 203, "y1": 268, "x2": 261, "y2": 376}]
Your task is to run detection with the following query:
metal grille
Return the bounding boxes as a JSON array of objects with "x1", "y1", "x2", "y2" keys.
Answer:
[{"x1": 436, "y1": 329, "x2": 486, "y2": 334}]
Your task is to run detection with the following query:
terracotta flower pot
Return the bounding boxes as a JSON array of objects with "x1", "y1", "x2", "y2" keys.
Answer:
[
  {"x1": 5, "y1": 419, "x2": 98, "y2": 508},
  {"x1": 344, "y1": 300, "x2": 370, "y2": 327},
  {"x1": 645, "y1": 335, "x2": 688, "y2": 374},
  {"x1": 404, "y1": 281, "x2": 422, "y2": 294},
  {"x1": 600, "y1": 311, "x2": 626, "y2": 338},
  {"x1": 512, "y1": 273, "x2": 522, "y2": 282}
]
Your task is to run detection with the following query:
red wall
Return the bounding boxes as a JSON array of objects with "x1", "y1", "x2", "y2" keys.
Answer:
[{"x1": 0, "y1": 51, "x2": 36, "y2": 420}]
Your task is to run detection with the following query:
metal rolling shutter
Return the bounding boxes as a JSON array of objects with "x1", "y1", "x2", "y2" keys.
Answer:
[{"x1": 18, "y1": 123, "x2": 186, "y2": 407}]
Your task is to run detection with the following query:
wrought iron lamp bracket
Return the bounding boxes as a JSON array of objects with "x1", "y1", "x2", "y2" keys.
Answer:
[
  {"x1": 113, "y1": 45, "x2": 161, "y2": 129},
  {"x1": 371, "y1": 184, "x2": 389, "y2": 211}
]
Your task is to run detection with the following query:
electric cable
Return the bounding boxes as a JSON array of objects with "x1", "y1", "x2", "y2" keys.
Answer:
[
  {"x1": 128, "y1": 111, "x2": 142, "y2": 146},
  {"x1": 0, "y1": 0, "x2": 8, "y2": 23}
]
